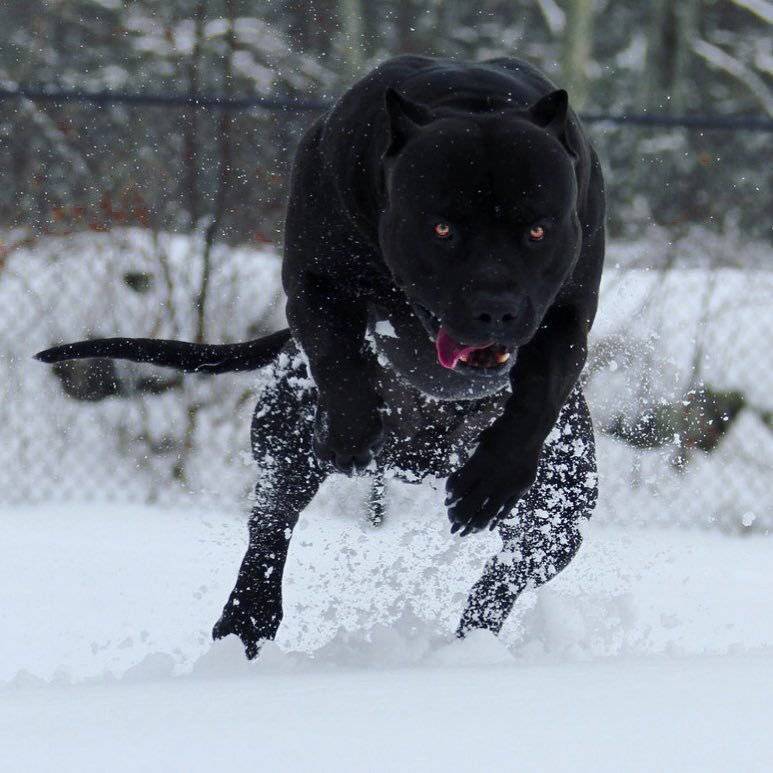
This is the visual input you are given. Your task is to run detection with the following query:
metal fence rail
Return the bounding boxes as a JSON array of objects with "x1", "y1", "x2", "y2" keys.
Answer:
[{"x1": 3, "y1": 85, "x2": 773, "y2": 131}]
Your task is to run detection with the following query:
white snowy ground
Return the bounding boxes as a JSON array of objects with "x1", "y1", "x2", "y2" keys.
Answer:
[{"x1": 1, "y1": 482, "x2": 772, "y2": 771}]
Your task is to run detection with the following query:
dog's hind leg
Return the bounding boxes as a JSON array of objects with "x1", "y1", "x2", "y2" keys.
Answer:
[
  {"x1": 456, "y1": 513, "x2": 585, "y2": 637},
  {"x1": 212, "y1": 481, "x2": 322, "y2": 658},
  {"x1": 212, "y1": 352, "x2": 325, "y2": 658},
  {"x1": 457, "y1": 388, "x2": 598, "y2": 638}
]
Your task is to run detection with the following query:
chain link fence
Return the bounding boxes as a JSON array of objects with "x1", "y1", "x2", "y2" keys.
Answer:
[
  {"x1": 2, "y1": 224, "x2": 770, "y2": 532},
  {"x1": 1, "y1": 102, "x2": 770, "y2": 533}
]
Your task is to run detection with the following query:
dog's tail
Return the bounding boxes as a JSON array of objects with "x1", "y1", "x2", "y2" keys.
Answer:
[{"x1": 34, "y1": 328, "x2": 292, "y2": 374}]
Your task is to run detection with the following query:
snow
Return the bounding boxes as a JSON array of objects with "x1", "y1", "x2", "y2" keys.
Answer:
[
  {"x1": 535, "y1": 0, "x2": 566, "y2": 35},
  {"x1": 692, "y1": 39, "x2": 773, "y2": 117},
  {"x1": 1, "y1": 496, "x2": 772, "y2": 770},
  {"x1": 373, "y1": 319, "x2": 398, "y2": 338},
  {"x1": 4, "y1": 655, "x2": 772, "y2": 772},
  {"x1": 1, "y1": 226, "x2": 770, "y2": 767},
  {"x1": 730, "y1": 0, "x2": 773, "y2": 26}
]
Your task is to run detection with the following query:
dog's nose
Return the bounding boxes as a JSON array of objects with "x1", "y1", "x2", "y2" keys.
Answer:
[{"x1": 470, "y1": 294, "x2": 522, "y2": 329}]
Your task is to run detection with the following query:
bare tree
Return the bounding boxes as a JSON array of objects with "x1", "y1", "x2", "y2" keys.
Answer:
[
  {"x1": 561, "y1": 0, "x2": 594, "y2": 109},
  {"x1": 395, "y1": 0, "x2": 419, "y2": 54},
  {"x1": 640, "y1": 0, "x2": 698, "y2": 112},
  {"x1": 174, "y1": 0, "x2": 237, "y2": 483},
  {"x1": 182, "y1": 2, "x2": 206, "y2": 229},
  {"x1": 338, "y1": 0, "x2": 366, "y2": 80}
]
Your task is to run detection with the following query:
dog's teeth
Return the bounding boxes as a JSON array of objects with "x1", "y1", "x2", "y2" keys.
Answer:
[
  {"x1": 495, "y1": 351, "x2": 510, "y2": 364},
  {"x1": 459, "y1": 353, "x2": 469, "y2": 363}
]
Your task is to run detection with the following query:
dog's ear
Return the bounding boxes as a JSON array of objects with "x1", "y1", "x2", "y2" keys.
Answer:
[
  {"x1": 529, "y1": 89, "x2": 568, "y2": 130},
  {"x1": 384, "y1": 88, "x2": 433, "y2": 157},
  {"x1": 528, "y1": 89, "x2": 576, "y2": 158}
]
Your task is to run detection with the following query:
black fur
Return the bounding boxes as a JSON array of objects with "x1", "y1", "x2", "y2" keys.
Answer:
[
  {"x1": 283, "y1": 55, "x2": 604, "y2": 533},
  {"x1": 36, "y1": 55, "x2": 605, "y2": 658}
]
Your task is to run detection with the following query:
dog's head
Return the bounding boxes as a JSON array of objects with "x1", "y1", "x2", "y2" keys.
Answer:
[{"x1": 377, "y1": 88, "x2": 581, "y2": 376}]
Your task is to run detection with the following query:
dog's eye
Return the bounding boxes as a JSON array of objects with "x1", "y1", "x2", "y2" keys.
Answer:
[
  {"x1": 434, "y1": 222, "x2": 452, "y2": 239},
  {"x1": 528, "y1": 225, "x2": 546, "y2": 242}
]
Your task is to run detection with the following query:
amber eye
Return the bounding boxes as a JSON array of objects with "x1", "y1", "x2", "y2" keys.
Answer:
[
  {"x1": 529, "y1": 224, "x2": 545, "y2": 242},
  {"x1": 434, "y1": 222, "x2": 451, "y2": 239}
]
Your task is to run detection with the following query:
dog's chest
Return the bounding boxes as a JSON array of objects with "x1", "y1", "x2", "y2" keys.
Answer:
[
  {"x1": 374, "y1": 365, "x2": 507, "y2": 477},
  {"x1": 366, "y1": 299, "x2": 512, "y2": 401}
]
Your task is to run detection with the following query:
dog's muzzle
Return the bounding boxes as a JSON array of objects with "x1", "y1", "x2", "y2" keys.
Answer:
[{"x1": 415, "y1": 304, "x2": 516, "y2": 373}]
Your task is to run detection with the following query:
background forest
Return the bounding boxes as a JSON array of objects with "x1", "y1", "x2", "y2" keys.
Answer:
[{"x1": 0, "y1": 0, "x2": 770, "y2": 243}]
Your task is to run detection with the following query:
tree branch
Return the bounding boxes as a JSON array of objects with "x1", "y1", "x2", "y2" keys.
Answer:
[{"x1": 693, "y1": 38, "x2": 773, "y2": 117}]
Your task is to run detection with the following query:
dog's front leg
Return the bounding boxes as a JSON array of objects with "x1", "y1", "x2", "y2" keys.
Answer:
[
  {"x1": 285, "y1": 271, "x2": 384, "y2": 474},
  {"x1": 446, "y1": 304, "x2": 590, "y2": 535}
]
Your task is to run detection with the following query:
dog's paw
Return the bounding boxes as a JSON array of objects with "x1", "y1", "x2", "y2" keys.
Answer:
[
  {"x1": 313, "y1": 394, "x2": 385, "y2": 474},
  {"x1": 445, "y1": 438, "x2": 538, "y2": 537},
  {"x1": 212, "y1": 612, "x2": 264, "y2": 660}
]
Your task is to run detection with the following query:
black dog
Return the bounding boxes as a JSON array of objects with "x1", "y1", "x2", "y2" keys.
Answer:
[{"x1": 37, "y1": 55, "x2": 605, "y2": 658}]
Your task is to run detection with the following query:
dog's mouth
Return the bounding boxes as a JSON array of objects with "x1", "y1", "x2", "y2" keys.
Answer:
[
  {"x1": 415, "y1": 304, "x2": 514, "y2": 372},
  {"x1": 436, "y1": 327, "x2": 513, "y2": 370}
]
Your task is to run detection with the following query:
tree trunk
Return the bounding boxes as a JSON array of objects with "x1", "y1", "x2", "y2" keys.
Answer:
[
  {"x1": 395, "y1": 0, "x2": 418, "y2": 55},
  {"x1": 641, "y1": 0, "x2": 698, "y2": 112},
  {"x1": 338, "y1": 0, "x2": 365, "y2": 81},
  {"x1": 196, "y1": 0, "x2": 235, "y2": 346},
  {"x1": 561, "y1": 0, "x2": 594, "y2": 110},
  {"x1": 174, "y1": 0, "x2": 236, "y2": 485},
  {"x1": 183, "y1": 2, "x2": 205, "y2": 229}
]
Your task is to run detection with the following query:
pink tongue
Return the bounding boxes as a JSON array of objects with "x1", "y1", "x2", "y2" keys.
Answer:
[{"x1": 435, "y1": 327, "x2": 489, "y2": 370}]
